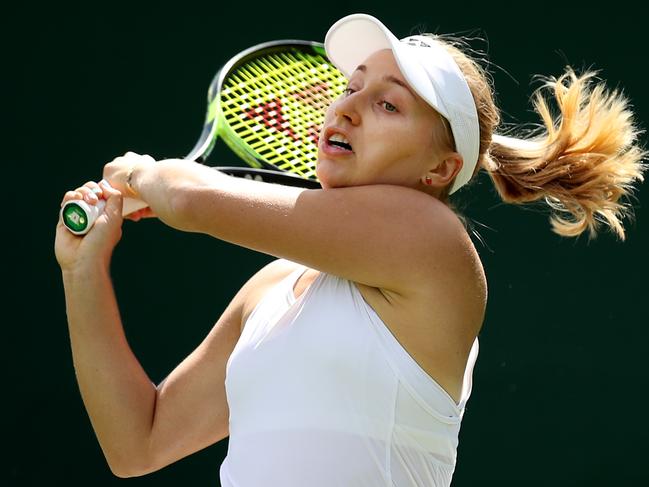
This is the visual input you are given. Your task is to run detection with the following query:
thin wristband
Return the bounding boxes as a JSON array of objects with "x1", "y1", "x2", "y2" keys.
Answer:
[{"x1": 126, "y1": 166, "x2": 137, "y2": 196}]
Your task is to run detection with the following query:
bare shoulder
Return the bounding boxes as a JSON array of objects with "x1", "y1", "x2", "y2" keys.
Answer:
[
  {"x1": 358, "y1": 204, "x2": 487, "y2": 402},
  {"x1": 390, "y1": 195, "x2": 486, "y2": 299},
  {"x1": 434, "y1": 203, "x2": 487, "y2": 300},
  {"x1": 345, "y1": 186, "x2": 485, "y2": 301},
  {"x1": 411, "y1": 201, "x2": 487, "y2": 332}
]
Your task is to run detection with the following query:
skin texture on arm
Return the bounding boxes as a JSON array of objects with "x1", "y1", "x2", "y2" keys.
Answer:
[
  {"x1": 61, "y1": 263, "x2": 158, "y2": 476},
  {"x1": 55, "y1": 183, "x2": 295, "y2": 477},
  {"x1": 142, "y1": 259, "x2": 296, "y2": 474},
  {"x1": 56, "y1": 185, "x2": 159, "y2": 476},
  {"x1": 113, "y1": 157, "x2": 466, "y2": 299}
]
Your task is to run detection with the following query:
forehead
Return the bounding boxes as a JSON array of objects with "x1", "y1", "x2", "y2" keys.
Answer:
[
  {"x1": 353, "y1": 49, "x2": 403, "y2": 79},
  {"x1": 353, "y1": 50, "x2": 418, "y2": 103},
  {"x1": 352, "y1": 49, "x2": 440, "y2": 116}
]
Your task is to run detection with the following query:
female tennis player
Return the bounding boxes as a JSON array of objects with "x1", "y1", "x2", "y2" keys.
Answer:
[{"x1": 55, "y1": 14, "x2": 645, "y2": 486}]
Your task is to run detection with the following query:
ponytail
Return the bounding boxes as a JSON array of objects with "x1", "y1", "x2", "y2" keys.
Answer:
[{"x1": 483, "y1": 69, "x2": 646, "y2": 239}]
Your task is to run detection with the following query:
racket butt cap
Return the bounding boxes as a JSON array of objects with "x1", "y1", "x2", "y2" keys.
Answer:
[{"x1": 61, "y1": 200, "x2": 105, "y2": 235}]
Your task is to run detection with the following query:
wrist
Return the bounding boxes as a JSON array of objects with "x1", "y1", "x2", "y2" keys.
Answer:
[
  {"x1": 125, "y1": 154, "x2": 156, "y2": 198},
  {"x1": 61, "y1": 258, "x2": 111, "y2": 284}
]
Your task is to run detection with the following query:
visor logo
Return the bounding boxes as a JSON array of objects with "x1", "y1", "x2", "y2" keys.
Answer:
[{"x1": 403, "y1": 37, "x2": 432, "y2": 48}]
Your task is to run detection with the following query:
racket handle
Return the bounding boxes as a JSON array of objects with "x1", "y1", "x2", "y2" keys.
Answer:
[{"x1": 61, "y1": 197, "x2": 147, "y2": 235}]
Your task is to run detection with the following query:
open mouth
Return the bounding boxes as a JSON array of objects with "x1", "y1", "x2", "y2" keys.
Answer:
[{"x1": 328, "y1": 133, "x2": 353, "y2": 151}]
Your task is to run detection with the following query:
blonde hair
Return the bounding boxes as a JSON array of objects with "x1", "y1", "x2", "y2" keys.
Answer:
[{"x1": 430, "y1": 35, "x2": 647, "y2": 240}]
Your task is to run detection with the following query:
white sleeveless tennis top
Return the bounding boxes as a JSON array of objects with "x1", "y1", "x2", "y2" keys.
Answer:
[{"x1": 220, "y1": 261, "x2": 479, "y2": 487}]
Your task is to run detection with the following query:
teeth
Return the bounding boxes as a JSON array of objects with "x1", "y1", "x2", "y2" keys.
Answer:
[{"x1": 329, "y1": 133, "x2": 350, "y2": 145}]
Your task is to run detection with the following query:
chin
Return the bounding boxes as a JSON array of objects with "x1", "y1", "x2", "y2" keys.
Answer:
[
  {"x1": 316, "y1": 172, "x2": 346, "y2": 190},
  {"x1": 316, "y1": 177, "x2": 333, "y2": 190},
  {"x1": 315, "y1": 164, "x2": 332, "y2": 189},
  {"x1": 315, "y1": 159, "x2": 353, "y2": 189}
]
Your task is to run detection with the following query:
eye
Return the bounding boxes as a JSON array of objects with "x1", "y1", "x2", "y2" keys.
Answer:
[
  {"x1": 381, "y1": 101, "x2": 398, "y2": 112},
  {"x1": 343, "y1": 87, "x2": 356, "y2": 96}
]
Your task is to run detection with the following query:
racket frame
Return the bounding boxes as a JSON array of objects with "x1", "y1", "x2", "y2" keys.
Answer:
[{"x1": 186, "y1": 39, "x2": 341, "y2": 181}]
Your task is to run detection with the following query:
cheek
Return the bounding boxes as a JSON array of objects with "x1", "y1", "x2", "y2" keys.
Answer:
[
  {"x1": 392, "y1": 125, "x2": 432, "y2": 155},
  {"x1": 377, "y1": 127, "x2": 437, "y2": 171},
  {"x1": 408, "y1": 121, "x2": 442, "y2": 157},
  {"x1": 318, "y1": 107, "x2": 334, "y2": 140},
  {"x1": 322, "y1": 101, "x2": 338, "y2": 123}
]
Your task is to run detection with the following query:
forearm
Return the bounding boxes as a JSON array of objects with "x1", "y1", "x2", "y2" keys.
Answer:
[
  {"x1": 128, "y1": 158, "x2": 231, "y2": 232},
  {"x1": 127, "y1": 157, "x2": 306, "y2": 248},
  {"x1": 62, "y1": 264, "x2": 157, "y2": 475}
]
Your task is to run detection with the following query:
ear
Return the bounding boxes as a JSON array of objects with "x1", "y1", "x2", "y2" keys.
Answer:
[{"x1": 421, "y1": 153, "x2": 463, "y2": 187}]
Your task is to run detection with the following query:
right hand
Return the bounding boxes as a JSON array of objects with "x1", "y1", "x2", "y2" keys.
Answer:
[{"x1": 55, "y1": 180, "x2": 125, "y2": 273}]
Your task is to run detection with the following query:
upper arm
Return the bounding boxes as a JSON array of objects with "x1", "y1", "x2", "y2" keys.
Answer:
[
  {"x1": 137, "y1": 258, "x2": 292, "y2": 474},
  {"x1": 137, "y1": 290, "x2": 240, "y2": 474},
  {"x1": 181, "y1": 175, "x2": 464, "y2": 296}
]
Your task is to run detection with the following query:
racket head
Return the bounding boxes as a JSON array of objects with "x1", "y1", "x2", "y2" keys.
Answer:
[{"x1": 186, "y1": 40, "x2": 347, "y2": 182}]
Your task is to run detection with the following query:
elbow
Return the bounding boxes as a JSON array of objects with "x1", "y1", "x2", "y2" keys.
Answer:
[
  {"x1": 104, "y1": 448, "x2": 159, "y2": 479},
  {"x1": 107, "y1": 457, "x2": 146, "y2": 479},
  {"x1": 107, "y1": 460, "x2": 141, "y2": 479},
  {"x1": 110, "y1": 465, "x2": 142, "y2": 479},
  {"x1": 108, "y1": 458, "x2": 158, "y2": 479}
]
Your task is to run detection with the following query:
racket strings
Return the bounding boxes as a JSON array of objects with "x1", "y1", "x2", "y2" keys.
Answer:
[{"x1": 219, "y1": 49, "x2": 346, "y2": 179}]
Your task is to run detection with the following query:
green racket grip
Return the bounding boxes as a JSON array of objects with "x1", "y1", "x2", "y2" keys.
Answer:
[{"x1": 61, "y1": 192, "x2": 147, "y2": 235}]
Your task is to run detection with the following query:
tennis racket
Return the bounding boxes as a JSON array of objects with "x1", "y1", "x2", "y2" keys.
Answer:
[{"x1": 61, "y1": 39, "x2": 347, "y2": 235}]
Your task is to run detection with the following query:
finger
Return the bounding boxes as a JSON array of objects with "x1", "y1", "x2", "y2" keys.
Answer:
[
  {"x1": 99, "y1": 181, "x2": 125, "y2": 216},
  {"x1": 61, "y1": 190, "x2": 82, "y2": 206},
  {"x1": 82, "y1": 181, "x2": 103, "y2": 198},
  {"x1": 103, "y1": 186, "x2": 124, "y2": 219},
  {"x1": 76, "y1": 186, "x2": 100, "y2": 204},
  {"x1": 99, "y1": 179, "x2": 120, "y2": 196}
]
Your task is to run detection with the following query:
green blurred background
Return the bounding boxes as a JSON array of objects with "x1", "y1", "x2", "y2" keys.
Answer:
[{"x1": 7, "y1": 0, "x2": 648, "y2": 485}]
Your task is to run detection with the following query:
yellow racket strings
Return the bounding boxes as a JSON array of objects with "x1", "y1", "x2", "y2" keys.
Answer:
[{"x1": 219, "y1": 49, "x2": 347, "y2": 179}]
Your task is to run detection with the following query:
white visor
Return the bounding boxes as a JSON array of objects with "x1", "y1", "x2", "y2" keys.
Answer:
[{"x1": 324, "y1": 13, "x2": 480, "y2": 194}]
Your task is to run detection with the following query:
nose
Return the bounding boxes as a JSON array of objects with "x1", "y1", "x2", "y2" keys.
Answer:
[{"x1": 333, "y1": 92, "x2": 361, "y2": 125}]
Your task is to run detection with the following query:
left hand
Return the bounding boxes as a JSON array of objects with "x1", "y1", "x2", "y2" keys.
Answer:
[
  {"x1": 55, "y1": 180, "x2": 125, "y2": 272},
  {"x1": 102, "y1": 151, "x2": 156, "y2": 198}
]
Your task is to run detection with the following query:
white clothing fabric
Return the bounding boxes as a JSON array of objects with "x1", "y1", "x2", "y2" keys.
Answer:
[{"x1": 220, "y1": 262, "x2": 479, "y2": 486}]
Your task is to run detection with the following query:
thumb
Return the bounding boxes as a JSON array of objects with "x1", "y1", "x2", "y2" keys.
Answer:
[
  {"x1": 99, "y1": 181, "x2": 124, "y2": 225},
  {"x1": 79, "y1": 181, "x2": 125, "y2": 257}
]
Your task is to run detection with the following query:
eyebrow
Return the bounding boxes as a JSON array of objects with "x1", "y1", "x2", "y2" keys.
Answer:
[{"x1": 353, "y1": 64, "x2": 416, "y2": 100}]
